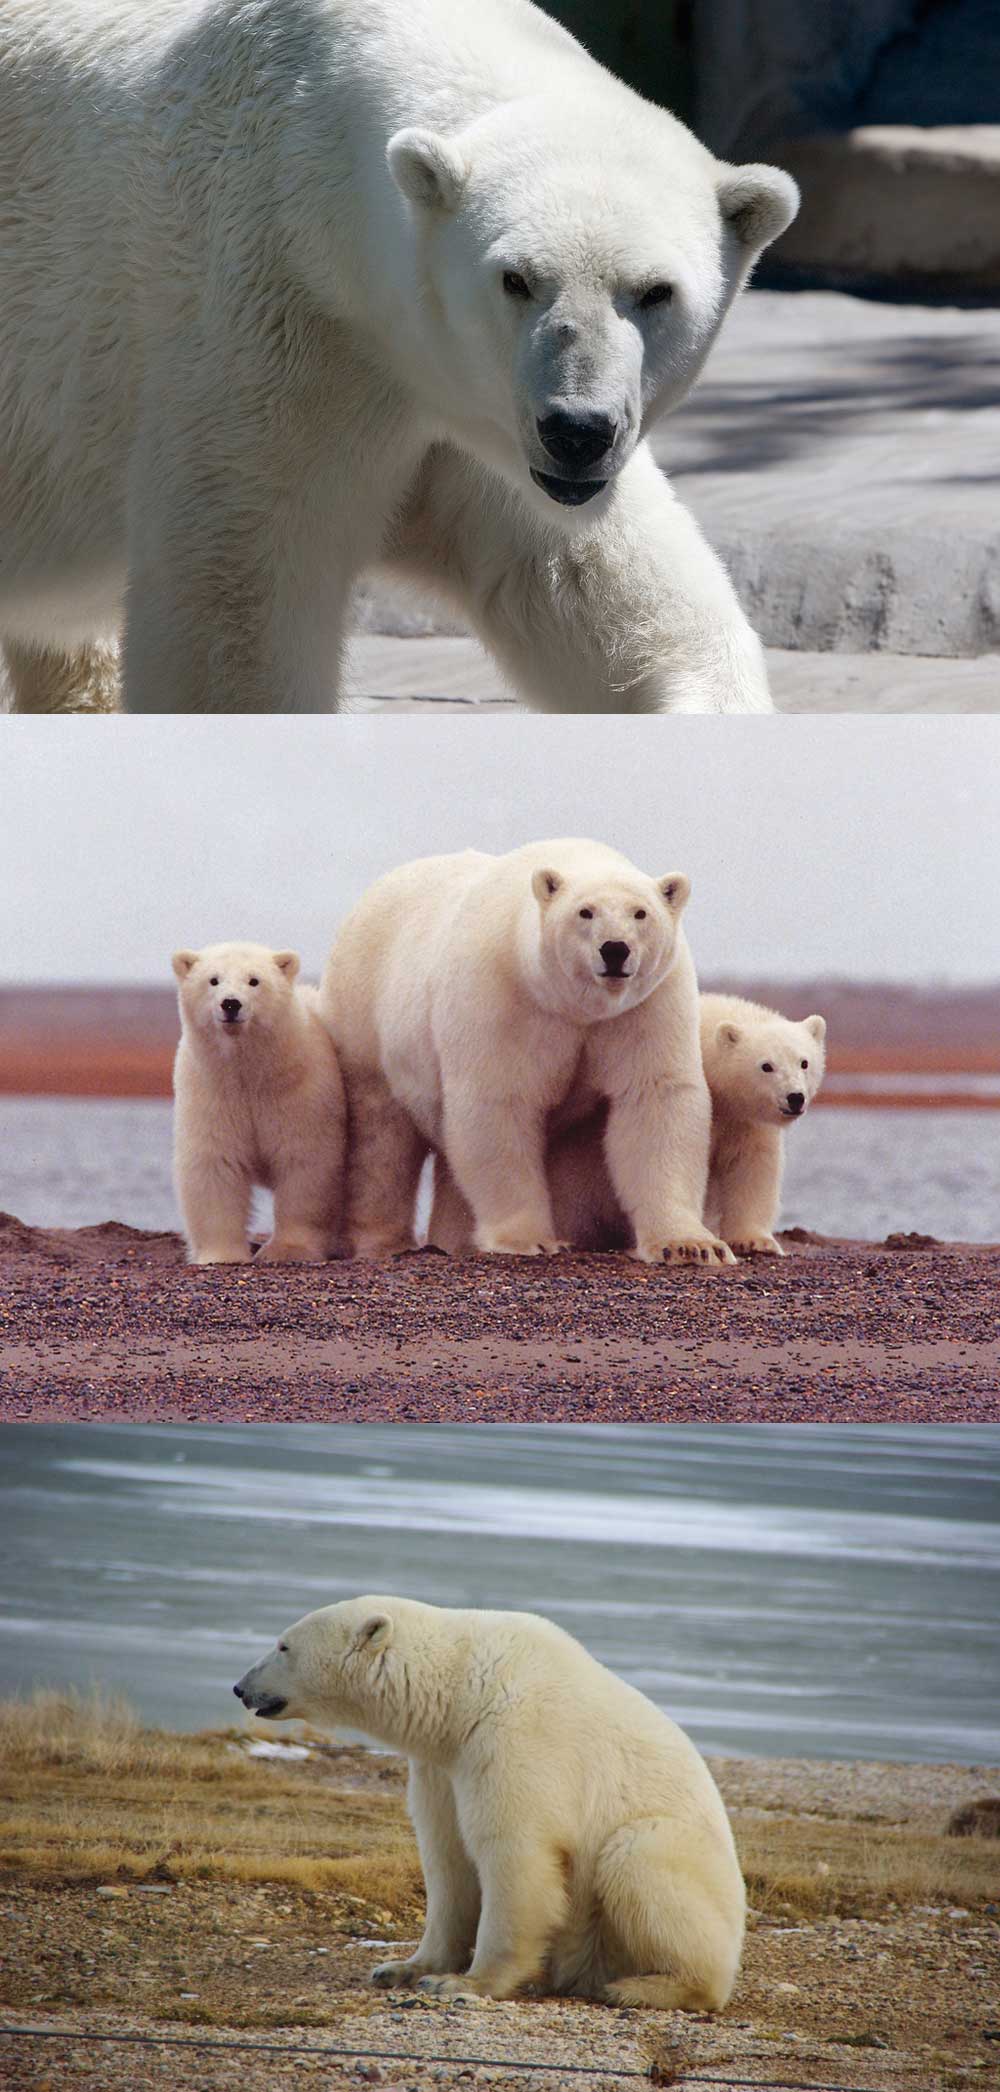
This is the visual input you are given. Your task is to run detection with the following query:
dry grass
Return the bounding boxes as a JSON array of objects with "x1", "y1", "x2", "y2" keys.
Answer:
[{"x1": 737, "y1": 1810, "x2": 999, "y2": 1919}]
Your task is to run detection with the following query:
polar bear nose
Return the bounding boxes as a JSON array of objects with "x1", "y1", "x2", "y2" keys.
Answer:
[
  {"x1": 786, "y1": 1091, "x2": 805, "y2": 1114},
  {"x1": 221, "y1": 996, "x2": 242, "y2": 1018},
  {"x1": 537, "y1": 409, "x2": 617, "y2": 471},
  {"x1": 600, "y1": 940, "x2": 631, "y2": 976}
]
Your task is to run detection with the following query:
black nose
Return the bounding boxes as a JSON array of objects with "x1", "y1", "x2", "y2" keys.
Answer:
[
  {"x1": 221, "y1": 997, "x2": 242, "y2": 1017},
  {"x1": 537, "y1": 409, "x2": 617, "y2": 471},
  {"x1": 233, "y1": 1682, "x2": 245, "y2": 1701},
  {"x1": 786, "y1": 1092, "x2": 805, "y2": 1113},
  {"x1": 600, "y1": 940, "x2": 631, "y2": 976}
]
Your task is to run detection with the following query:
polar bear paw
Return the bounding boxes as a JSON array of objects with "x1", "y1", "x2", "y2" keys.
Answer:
[
  {"x1": 477, "y1": 1229, "x2": 569, "y2": 1258},
  {"x1": 727, "y1": 1231, "x2": 784, "y2": 1258},
  {"x1": 416, "y1": 1974, "x2": 487, "y2": 2003},
  {"x1": 193, "y1": 1243, "x2": 253, "y2": 1266},
  {"x1": 257, "y1": 1230, "x2": 327, "y2": 1263},
  {"x1": 631, "y1": 1232, "x2": 736, "y2": 1268},
  {"x1": 371, "y1": 1958, "x2": 431, "y2": 1989}
]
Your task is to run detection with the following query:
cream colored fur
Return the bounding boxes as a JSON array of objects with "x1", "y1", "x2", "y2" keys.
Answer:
[
  {"x1": 319, "y1": 840, "x2": 733, "y2": 1266},
  {"x1": 430, "y1": 990, "x2": 826, "y2": 1258},
  {"x1": 234, "y1": 1594, "x2": 746, "y2": 2009},
  {"x1": 172, "y1": 941, "x2": 346, "y2": 1264}
]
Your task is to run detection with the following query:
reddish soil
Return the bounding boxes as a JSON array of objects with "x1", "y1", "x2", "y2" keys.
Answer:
[{"x1": 1, "y1": 1215, "x2": 997, "y2": 1421}]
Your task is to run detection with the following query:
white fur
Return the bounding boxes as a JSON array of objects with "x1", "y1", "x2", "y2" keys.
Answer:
[
  {"x1": 319, "y1": 839, "x2": 733, "y2": 1266},
  {"x1": 0, "y1": 0, "x2": 797, "y2": 715},
  {"x1": 172, "y1": 941, "x2": 346, "y2": 1264},
  {"x1": 430, "y1": 991, "x2": 827, "y2": 1258},
  {"x1": 234, "y1": 1594, "x2": 746, "y2": 2009}
]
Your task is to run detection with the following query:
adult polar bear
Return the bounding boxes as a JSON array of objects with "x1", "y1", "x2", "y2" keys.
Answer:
[
  {"x1": 234, "y1": 1595, "x2": 746, "y2": 2008},
  {"x1": 319, "y1": 838, "x2": 733, "y2": 1265},
  {"x1": 0, "y1": 0, "x2": 797, "y2": 716}
]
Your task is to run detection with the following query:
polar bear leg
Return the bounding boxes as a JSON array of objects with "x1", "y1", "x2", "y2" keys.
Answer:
[
  {"x1": 177, "y1": 1157, "x2": 254, "y2": 1266},
  {"x1": 604, "y1": 1082, "x2": 735, "y2": 1267},
  {"x1": 343, "y1": 1073, "x2": 427, "y2": 1258},
  {"x1": 386, "y1": 445, "x2": 771, "y2": 716},
  {"x1": 443, "y1": 1086, "x2": 563, "y2": 1256},
  {"x1": 711, "y1": 1124, "x2": 786, "y2": 1257},
  {"x1": 4, "y1": 636, "x2": 120, "y2": 715},
  {"x1": 425, "y1": 1156, "x2": 477, "y2": 1255},
  {"x1": 373, "y1": 1763, "x2": 481, "y2": 1987},
  {"x1": 419, "y1": 1833, "x2": 570, "y2": 2000},
  {"x1": 596, "y1": 1817, "x2": 741, "y2": 2012}
]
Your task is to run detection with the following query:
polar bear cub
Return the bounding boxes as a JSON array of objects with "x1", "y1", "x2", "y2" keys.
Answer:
[
  {"x1": 319, "y1": 840, "x2": 733, "y2": 1266},
  {"x1": 429, "y1": 991, "x2": 826, "y2": 1258},
  {"x1": 172, "y1": 942, "x2": 346, "y2": 1264},
  {"x1": 234, "y1": 1595, "x2": 746, "y2": 2010}
]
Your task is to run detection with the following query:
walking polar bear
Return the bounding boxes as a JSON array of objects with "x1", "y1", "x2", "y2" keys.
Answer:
[
  {"x1": 320, "y1": 840, "x2": 734, "y2": 1267},
  {"x1": 234, "y1": 1595, "x2": 746, "y2": 2009},
  {"x1": 0, "y1": 0, "x2": 797, "y2": 716},
  {"x1": 430, "y1": 992, "x2": 827, "y2": 1259},
  {"x1": 172, "y1": 942, "x2": 345, "y2": 1264}
]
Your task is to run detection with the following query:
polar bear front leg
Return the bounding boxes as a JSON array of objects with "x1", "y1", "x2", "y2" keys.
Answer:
[
  {"x1": 418, "y1": 1834, "x2": 570, "y2": 2001},
  {"x1": 605, "y1": 1081, "x2": 735, "y2": 1267},
  {"x1": 386, "y1": 444, "x2": 772, "y2": 716},
  {"x1": 711, "y1": 1124, "x2": 786, "y2": 1257},
  {"x1": 373, "y1": 1763, "x2": 481, "y2": 1988},
  {"x1": 443, "y1": 1085, "x2": 564, "y2": 1257},
  {"x1": 176, "y1": 1157, "x2": 254, "y2": 1266}
]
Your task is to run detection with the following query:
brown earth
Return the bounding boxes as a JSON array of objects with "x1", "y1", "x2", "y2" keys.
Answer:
[
  {"x1": 1, "y1": 1215, "x2": 998, "y2": 1421},
  {"x1": 1, "y1": 1697, "x2": 998, "y2": 2092}
]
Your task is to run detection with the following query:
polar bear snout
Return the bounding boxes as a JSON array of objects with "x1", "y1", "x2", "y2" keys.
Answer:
[
  {"x1": 599, "y1": 939, "x2": 631, "y2": 979},
  {"x1": 233, "y1": 1668, "x2": 287, "y2": 1719},
  {"x1": 220, "y1": 996, "x2": 244, "y2": 1023},
  {"x1": 782, "y1": 1091, "x2": 806, "y2": 1117},
  {"x1": 536, "y1": 408, "x2": 617, "y2": 472}
]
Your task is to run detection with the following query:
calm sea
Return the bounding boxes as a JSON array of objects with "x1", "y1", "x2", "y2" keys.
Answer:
[
  {"x1": 1, "y1": 1423, "x2": 997, "y2": 1764},
  {"x1": 2, "y1": 1096, "x2": 999, "y2": 1241}
]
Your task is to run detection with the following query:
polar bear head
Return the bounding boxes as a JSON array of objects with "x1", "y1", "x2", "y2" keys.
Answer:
[
  {"x1": 528, "y1": 860, "x2": 690, "y2": 1020},
  {"x1": 387, "y1": 95, "x2": 797, "y2": 519},
  {"x1": 708, "y1": 1005, "x2": 827, "y2": 1126},
  {"x1": 233, "y1": 1595, "x2": 433, "y2": 1750},
  {"x1": 172, "y1": 941, "x2": 301, "y2": 1043}
]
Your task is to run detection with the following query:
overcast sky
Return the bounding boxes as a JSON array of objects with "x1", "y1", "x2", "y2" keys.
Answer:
[{"x1": 2, "y1": 716, "x2": 995, "y2": 985}]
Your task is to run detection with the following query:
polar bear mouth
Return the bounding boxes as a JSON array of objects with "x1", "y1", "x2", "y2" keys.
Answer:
[
  {"x1": 248, "y1": 1693, "x2": 288, "y2": 1719},
  {"x1": 530, "y1": 468, "x2": 607, "y2": 506}
]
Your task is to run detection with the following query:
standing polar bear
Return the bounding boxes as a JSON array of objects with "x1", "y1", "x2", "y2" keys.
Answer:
[
  {"x1": 234, "y1": 1595, "x2": 746, "y2": 2009},
  {"x1": 172, "y1": 942, "x2": 346, "y2": 1264},
  {"x1": 0, "y1": 0, "x2": 797, "y2": 716},
  {"x1": 319, "y1": 840, "x2": 733, "y2": 1267},
  {"x1": 430, "y1": 991, "x2": 827, "y2": 1258}
]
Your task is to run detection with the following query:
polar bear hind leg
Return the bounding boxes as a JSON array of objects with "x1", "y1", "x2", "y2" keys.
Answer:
[
  {"x1": 595, "y1": 1817, "x2": 742, "y2": 2012},
  {"x1": 4, "y1": 636, "x2": 120, "y2": 715},
  {"x1": 344, "y1": 1071, "x2": 429, "y2": 1258}
]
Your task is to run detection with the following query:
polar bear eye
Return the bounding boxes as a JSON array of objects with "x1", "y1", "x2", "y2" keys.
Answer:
[
  {"x1": 209, "y1": 976, "x2": 219, "y2": 986},
  {"x1": 248, "y1": 976, "x2": 259, "y2": 987},
  {"x1": 801, "y1": 1059, "x2": 809, "y2": 1070},
  {"x1": 634, "y1": 908, "x2": 646, "y2": 920},
  {"x1": 579, "y1": 907, "x2": 594, "y2": 920},
  {"x1": 277, "y1": 1641, "x2": 289, "y2": 1653},
  {"x1": 761, "y1": 1062, "x2": 774, "y2": 1073},
  {"x1": 502, "y1": 269, "x2": 531, "y2": 300},
  {"x1": 637, "y1": 282, "x2": 673, "y2": 311}
]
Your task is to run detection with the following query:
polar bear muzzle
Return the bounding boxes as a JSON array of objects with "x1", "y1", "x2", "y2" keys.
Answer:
[
  {"x1": 232, "y1": 1671, "x2": 287, "y2": 1719},
  {"x1": 529, "y1": 467, "x2": 607, "y2": 506}
]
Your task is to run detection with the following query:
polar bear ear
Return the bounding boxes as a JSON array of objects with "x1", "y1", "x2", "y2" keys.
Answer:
[
  {"x1": 353, "y1": 1612, "x2": 393, "y2": 1656},
  {"x1": 803, "y1": 1013, "x2": 827, "y2": 1043},
  {"x1": 657, "y1": 873, "x2": 690, "y2": 917},
  {"x1": 531, "y1": 867, "x2": 564, "y2": 906},
  {"x1": 717, "y1": 1021, "x2": 741, "y2": 1047},
  {"x1": 717, "y1": 164, "x2": 799, "y2": 251},
  {"x1": 272, "y1": 950, "x2": 300, "y2": 981},
  {"x1": 172, "y1": 949, "x2": 199, "y2": 981},
  {"x1": 388, "y1": 128, "x2": 468, "y2": 213}
]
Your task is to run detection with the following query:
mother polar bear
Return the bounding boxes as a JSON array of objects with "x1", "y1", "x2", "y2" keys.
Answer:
[
  {"x1": 319, "y1": 838, "x2": 734, "y2": 1266},
  {"x1": 235, "y1": 1595, "x2": 746, "y2": 2009},
  {"x1": 0, "y1": 0, "x2": 797, "y2": 715}
]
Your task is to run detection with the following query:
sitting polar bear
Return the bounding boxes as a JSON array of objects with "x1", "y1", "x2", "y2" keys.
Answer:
[
  {"x1": 430, "y1": 991, "x2": 827, "y2": 1258},
  {"x1": 234, "y1": 1595, "x2": 746, "y2": 2009},
  {"x1": 319, "y1": 839, "x2": 733, "y2": 1266},
  {"x1": 172, "y1": 942, "x2": 346, "y2": 1264},
  {"x1": 0, "y1": 0, "x2": 797, "y2": 716}
]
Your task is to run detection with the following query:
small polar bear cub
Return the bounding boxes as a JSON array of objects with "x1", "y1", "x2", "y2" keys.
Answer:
[
  {"x1": 234, "y1": 1595, "x2": 745, "y2": 2010},
  {"x1": 320, "y1": 839, "x2": 733, "y2": 1267},
  {"x1": 429, "y1": 991, "x2": 826, "y2": 1259},
  {"x1": 172, "y1": 942, "x2": 346, "y2": 1265}
]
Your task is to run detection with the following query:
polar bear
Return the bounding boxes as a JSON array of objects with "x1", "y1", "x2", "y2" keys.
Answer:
[
  {"x1": 234, "y1": 1594, "x2": 746, "y2": 2009},
  {"x1": 172, "y1": 942, "x2": 346, "y2": 1264},
  {"x1": 0, "y1": 0, "x2": 797, "y2": 716},
  {"x1": 319, "y1": 840, "x2": 733, "y2": 1267},
  {"x1": 429, "y1": 991, "x2": 827, "y2": 1258}
]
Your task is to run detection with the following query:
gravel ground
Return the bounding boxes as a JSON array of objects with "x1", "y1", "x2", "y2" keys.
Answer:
[
  {"x1": 1, "y1": 1216, "x2": 997, "y2": 1421},
  {"x1": 2, "y1": 1753, "x2": 998, "y2": 2092}
]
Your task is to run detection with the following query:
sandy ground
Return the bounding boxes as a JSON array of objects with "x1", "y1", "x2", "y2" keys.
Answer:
[
  {"x1": 2, "y1": 1743, "x2": 999, "y2": 2092},
  {"x1": 1, "y1": 1214, "x2": 998, "y2": 1420}
]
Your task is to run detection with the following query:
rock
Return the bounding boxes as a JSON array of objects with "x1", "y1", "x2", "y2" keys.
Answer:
[
  {"x1": 947, "y1": 1797, "x2": 1000, "y2": 1838},
  {"x1": 772, "y1": 127, "x2": 1000, "y2": 296}
]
